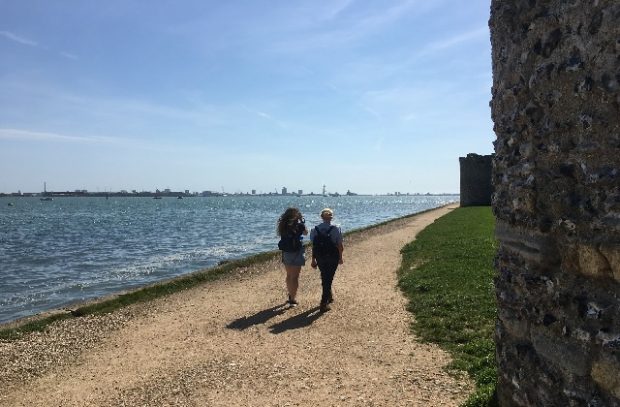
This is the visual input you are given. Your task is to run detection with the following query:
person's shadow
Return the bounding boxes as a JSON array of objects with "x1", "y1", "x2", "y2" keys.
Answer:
[
  {"x1": 226, "y1": 303, "x2": 289, "y2": 330},
  {"x1": 268, "y1": 307, "x2": 322, "y2": 334}
]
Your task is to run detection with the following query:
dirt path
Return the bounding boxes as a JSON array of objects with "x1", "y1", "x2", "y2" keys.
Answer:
[{"x1": 0, "y1": 203, "x2": 471, "y2": 406}]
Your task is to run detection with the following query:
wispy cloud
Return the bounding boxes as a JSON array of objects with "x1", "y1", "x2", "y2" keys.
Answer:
[
  {"x1": 1, "y1": 31, "x2": 79, "y2": 60},
  {"x1": 256, "y1": 110, "x2": 271, "y2": 120},
  {"x1": 321, "y1": 0, "x2": 356, "y2": 21},
  {"x1": 400, "y1": 112, "x2": 418, "y2": 122},
  {"x1": 0, "y1": 30, "x2": 38, "y2": 47},
  {"x1": 0, "y1": 78, "x2": 237, "y2": 137},
  {"x1": 0, "y1": 128, "x2": 118, "y2": 144},
  {"x1": 360, "y1": 83, "x2": 456, "y2": 123},
  {"x1": 241, "y1": 105, "x2": 287, "y2": 129},
  {"x1": 354, "y1": 0, "x2": 418, "y2": 30},
  {"x1": 422, "y1": 26, "x2": 489, "y2": 54},
  {"x1": 271, "y1": 0, "x2": 422, "y2": 52},
  {"x1": 60, "y1": 51, "x2": 79, "y2": 60},
  {"x1": 359, "y1": 104, "x2": 382, "y2": 120}
]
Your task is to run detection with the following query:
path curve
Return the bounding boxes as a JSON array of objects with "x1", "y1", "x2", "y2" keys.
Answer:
[{"x1": 0, "y1": 203, "x2": 471, "y2": 406}]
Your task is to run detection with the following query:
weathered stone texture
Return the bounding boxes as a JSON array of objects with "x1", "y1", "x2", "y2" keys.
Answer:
[
  {"x1": 491, "y1": 0, "x2": 620, "y2": 405},
  {"x1": 592, "y1": 356, "x2": 620, "y2": 399},
  {"x1": 460, "y1": 153, "x2": 494, "y2": 206}
]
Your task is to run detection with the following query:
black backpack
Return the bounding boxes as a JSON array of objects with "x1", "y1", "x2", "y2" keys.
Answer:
[
  {"x1": 312, "y1": 226, "x2": 339, "y2": 260},
  {"x1": 278, "y1": 222, "x2": 304, "y2": 252},
  {"x1": 278, "y1": 233, "x2": 302, "y2": 252}
]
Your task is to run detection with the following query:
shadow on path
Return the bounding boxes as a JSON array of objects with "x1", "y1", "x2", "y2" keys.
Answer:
[
  {"x1": 226, "y1": 303, "x2": 289, "y2": 330},
  {"x1": 268, "y1": 307, "x2": 323, "y2": 334}
]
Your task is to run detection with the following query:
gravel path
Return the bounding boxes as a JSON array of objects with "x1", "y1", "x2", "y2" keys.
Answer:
[{"x1": 0, "y1": 203, "x2": 471, "y2": 406}]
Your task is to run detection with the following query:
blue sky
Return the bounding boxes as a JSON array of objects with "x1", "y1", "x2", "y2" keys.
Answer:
[{"x1": 0, "y1": 0, "x2": 493, "y2": 195}]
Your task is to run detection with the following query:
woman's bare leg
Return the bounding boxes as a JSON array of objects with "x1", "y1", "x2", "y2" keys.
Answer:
[{"x1": 284, "y1": 265, "x2": 301, "y2": 300}]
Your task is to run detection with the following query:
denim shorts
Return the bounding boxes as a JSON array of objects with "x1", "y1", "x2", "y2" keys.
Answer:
[{"x1": 282, "y1": 248, "x2": 306, "y2": 266}]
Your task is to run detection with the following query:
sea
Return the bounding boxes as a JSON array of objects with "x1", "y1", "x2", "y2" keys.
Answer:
[{"x1": 0, "y1": 194, "x2": 458, "y2": 324}]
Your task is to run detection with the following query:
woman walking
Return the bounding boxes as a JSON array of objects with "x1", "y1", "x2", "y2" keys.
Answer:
[{"x1": 277, "y1": 207, "x2": 308, "y2": 306}]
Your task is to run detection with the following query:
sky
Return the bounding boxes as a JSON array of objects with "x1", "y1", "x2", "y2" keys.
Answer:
[{"x1": 0, "y1": 0, "x2": 494, "y2": 195}]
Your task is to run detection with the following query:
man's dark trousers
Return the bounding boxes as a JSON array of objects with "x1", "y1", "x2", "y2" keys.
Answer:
[{"x1": 317, "y1": 259, "x2": 338, "y2": 304}]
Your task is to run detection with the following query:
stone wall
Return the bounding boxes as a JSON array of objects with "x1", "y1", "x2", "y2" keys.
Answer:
[
  {"x1": 490, "y1": 0, "x2": 620, "y2": 405},
  {"x1": 460, "y1": 153, "x2": 494, "y2": 206}
]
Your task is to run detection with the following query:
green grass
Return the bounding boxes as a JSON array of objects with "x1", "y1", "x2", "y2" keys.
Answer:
[{"x1": 398, "y1": 206, "x2": 498, "y2": 407}]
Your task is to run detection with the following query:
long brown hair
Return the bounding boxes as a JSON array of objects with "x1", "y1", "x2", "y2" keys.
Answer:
[{"x1": 277, "y1": 207, "x2": 302, "y2": 236}]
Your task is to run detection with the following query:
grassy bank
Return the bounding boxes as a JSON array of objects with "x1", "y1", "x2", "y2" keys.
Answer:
[{"x1": 398, "y1": 206, "x2": 498, "y2": 406}]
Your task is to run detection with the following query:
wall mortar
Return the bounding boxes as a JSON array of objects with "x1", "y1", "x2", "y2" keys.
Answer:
[{"x1": 490, "y1": 0, "x2": 620, "y2": 405}]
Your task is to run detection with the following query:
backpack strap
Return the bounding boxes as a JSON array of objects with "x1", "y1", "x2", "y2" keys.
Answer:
[{"x1": 315, "y1": 225, "x2": 334, "y2": 237}]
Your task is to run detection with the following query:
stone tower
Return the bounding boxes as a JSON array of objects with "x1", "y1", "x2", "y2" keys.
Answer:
[
  {"x1": 459, "y1": 153, "x2": 494, "y2": 206},
  {"x1": 490, "y1": 0, "x2": 620, "y2": 405}
]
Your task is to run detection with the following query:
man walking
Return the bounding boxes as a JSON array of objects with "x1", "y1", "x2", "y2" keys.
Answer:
[{"x1": 310, "y1": 208, "x2": 344, "y2": 312}]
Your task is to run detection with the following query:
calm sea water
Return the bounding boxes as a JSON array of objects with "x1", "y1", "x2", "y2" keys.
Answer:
[{"x1": 0, "y1": 195, "x2": 457, "y2": 324}]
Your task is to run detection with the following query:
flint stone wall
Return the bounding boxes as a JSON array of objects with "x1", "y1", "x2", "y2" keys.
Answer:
[
  {"x1": 460, "y1": 153, "x2": 494, "y2": 206},
  {"x1": 490, "y1": 0, "x2": 620, "y2": 405}
]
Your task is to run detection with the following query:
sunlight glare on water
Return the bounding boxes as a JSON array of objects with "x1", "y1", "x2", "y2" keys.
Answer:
[{"x1": 0, "y1": 195, "x2": 457, "y2": 324}]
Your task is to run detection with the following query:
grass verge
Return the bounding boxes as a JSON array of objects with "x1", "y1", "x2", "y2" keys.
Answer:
[{"x1": 398, "y1": 206, "x2": 498, "y2": 407}]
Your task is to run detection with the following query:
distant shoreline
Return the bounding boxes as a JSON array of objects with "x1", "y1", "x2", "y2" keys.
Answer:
[
  {"x1": 0, "y1": 202, "x2": 456, "y2": 333},
  {"x1": 1, "y1": 192, "x2": 459, "y2": 198},
  {"x1": 0, "y1": 195, "x2": 460, "y2": 326}
]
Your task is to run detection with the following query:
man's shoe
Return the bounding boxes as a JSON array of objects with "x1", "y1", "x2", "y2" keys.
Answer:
[
  {"x1": 319, "y1": 303, "x2": 331, "y2": 312},
  {"x1": 287, "y1": 296, "x2": 298, "y2": 307}
]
